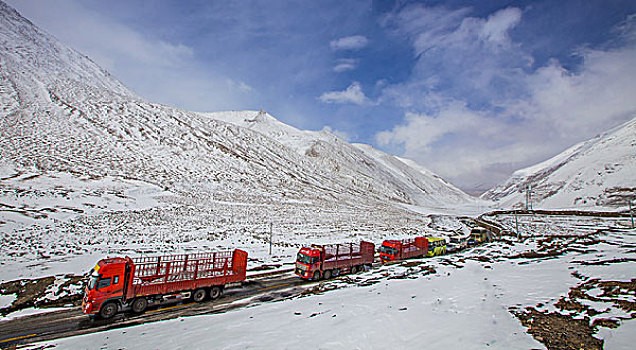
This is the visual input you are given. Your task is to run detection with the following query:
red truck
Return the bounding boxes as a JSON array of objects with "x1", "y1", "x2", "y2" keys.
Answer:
[
  {"x1": 295, "y1": 241, "x2": 375, "y2": 280},
  {"x1": 378, "y1": 237, "x2": 428, "y2": 263},
  {"x1": 82, "y1": 249, "x2": 248, "y2": 319}
]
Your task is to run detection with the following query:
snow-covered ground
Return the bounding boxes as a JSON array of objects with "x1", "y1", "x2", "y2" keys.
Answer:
[
  {"x1": 0, "y1": 164, "x2": 172, "y2": 229},
  {"x1": 20, "y1": 214, "x2": 636, "y2": 349},
  {"x1": 0, "y1": 206, "x2": 440, "y2": 282}
]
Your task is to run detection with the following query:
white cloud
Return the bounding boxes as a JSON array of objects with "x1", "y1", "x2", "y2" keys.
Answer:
[
  {"x1": 333, "y1": 58, "x2": 358, "y2": 72},
  {"x1": 380, "y1": 6, "x2": 531, "y2": 114},
  {"x1": 479, "y1": 7, "x2": 522, "y2": 43},
  {"x1": 381, "y1": 5, "x2": 471, "y2": 56},
  {"x1": 514, "y1": 46, "x2": 636, "y2": 136},
  {"x1": 376, "y1": 43, "x2": 636, "y2": 190},
  {"x1": 319, "y1": 82, "x2": 369, "y2": 105},
  {"x1": 376, "y1": 8, "x2": 636, "y2": 190},
  {"x1": 227, "y1": 80, "x2": 254, "y2": 93},
  {"x1": 330, "y1": 35, "x2": 369, "y2": 51}
]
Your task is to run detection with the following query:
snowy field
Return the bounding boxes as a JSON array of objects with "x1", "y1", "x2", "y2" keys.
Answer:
[
  {"x1": 0, "y1": 165, "x2": 456, "y2": 283},
  {"x1": 0, "y1": 169, "x2": 469, "y2": 319},
  {"x1": 16, "y1": 214, "x2": 636, "y2": 349}
]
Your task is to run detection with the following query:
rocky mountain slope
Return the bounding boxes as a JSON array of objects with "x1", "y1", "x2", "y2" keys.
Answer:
[{"x1": 482, "y1": 116, "x2": 636, "y2": 209}]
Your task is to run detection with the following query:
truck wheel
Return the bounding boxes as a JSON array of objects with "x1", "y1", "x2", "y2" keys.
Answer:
[
  {"x1": 324, "y1": 270, "x2": 332, "y2": 280},
  {"x1": 100, "y1": 301, "x2": 118, "y2": 319},
  {"x1": 312, "y1": 271, "x2": 321, "y2": 280},
  {"x1": 193, "y1": 288, "x2": 207, "y2": 302},
  {"x1": 210, "y1": 286, "x2": 222, "y2": 300},
  {"x1": 350, "y1": 266, "x2": 358, "y2": 274},
  {"x1": 131, "y1": 298, "x2": 148, "y2": 313}
]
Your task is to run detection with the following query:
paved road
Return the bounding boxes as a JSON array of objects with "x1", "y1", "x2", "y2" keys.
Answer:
[{"x1": 0, "y1": 272, "x2": 310, "y2": 349}]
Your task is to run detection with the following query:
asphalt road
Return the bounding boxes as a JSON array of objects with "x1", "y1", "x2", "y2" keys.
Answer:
[{"x1": 0, "y1": 272, "x2": 310, "y2": 349}]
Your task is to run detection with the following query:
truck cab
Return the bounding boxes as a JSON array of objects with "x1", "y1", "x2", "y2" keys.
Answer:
[
  {"x1": 378, "y1": 240, "x2": 401, "y2": 262},
  {"x1": 425, "y1": 237, "x2": 447, "y2": 257},
  {"x1": 295, "y1": 246, "x2": 322, "y2": 280},
  {"x1": 469, "y1": 228, "x2": 489, "y2": 245},
  {"x1": 448, "y1": 235, "x2": 468, "y2": 252},
  {"x1": 82, "y1": 257, "x2": 130, "y2": 317}
]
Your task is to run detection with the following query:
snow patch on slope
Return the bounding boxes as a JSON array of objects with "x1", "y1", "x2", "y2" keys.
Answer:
[{"x1": 0, "y1": 163, "x2": 172, "y2": 229}]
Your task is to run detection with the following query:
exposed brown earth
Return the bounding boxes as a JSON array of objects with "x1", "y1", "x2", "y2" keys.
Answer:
[
  {"x1": 512, "y1": 278, "x2": 636, "y2": 349},
  {"x1": 0, "y1": 275, "x2": 84, "y2": 316},
  {"x1": 512, "y1": 307, "x2": 604, "y2": 350}
]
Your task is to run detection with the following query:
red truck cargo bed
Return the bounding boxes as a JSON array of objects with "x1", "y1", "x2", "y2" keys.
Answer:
[
  {"x1": 130, "y1": 250, "x2": 247, "y2": 298},
  {"x1": 322, "y1": 241, "x2": 374, "y2": 270}
]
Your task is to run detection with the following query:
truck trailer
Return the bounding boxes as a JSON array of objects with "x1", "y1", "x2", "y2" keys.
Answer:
[
  {"x1": 82, "y1": 249, "x2": 248, "y2": 319},
  {"x1": 378, "y1": 237, "x2": 428, "y2": 263},
  {"x1": 295, "y1": 241, "x2": 375, "y2": 280}
]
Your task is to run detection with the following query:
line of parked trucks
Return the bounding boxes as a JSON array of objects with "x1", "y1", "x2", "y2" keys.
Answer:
[{"x1": 82, "y1": 228, "x2": 491, "y2": 319}]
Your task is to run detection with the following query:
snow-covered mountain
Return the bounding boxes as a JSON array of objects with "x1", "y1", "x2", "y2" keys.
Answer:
[
  {"x1": 0, "y1": 0, "x2": 474, "y2": 266},
  {"x1": 482, "y1": 116, "x2": 636, "y2": 209},
  {"x1": 205, "y1": 110, "x2": 473, "y2": 207}
]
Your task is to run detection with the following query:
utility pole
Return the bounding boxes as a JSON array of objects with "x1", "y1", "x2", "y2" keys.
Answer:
[
  {"x1": 630, "y1": 200, "x2": 634, "y2": 229},
  {"x1": 269, "y1": 223, "x2": 273, "y2": 255},
  {"x1": 528, "y1": 184, "x2": 532, "y2": 210},
  {"x1": 515, "y1": 211, "x2": 520, "y2": 238}
]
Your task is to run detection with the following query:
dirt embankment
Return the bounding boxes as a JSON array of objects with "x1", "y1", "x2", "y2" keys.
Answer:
[{"x1": 0, "y1": 275, "x2": 84, "y2": 316}]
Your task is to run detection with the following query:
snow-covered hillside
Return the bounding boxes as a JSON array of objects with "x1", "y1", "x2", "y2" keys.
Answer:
[
  {"x1": 482, "y1": 116, "x2": 636, "y2": 209},
  {"x1": 205, "y1": 110, "x2": 473, "y2": 207},
  {"x1": 0, "y1": 1, "x2": 474, "y2": 279}
]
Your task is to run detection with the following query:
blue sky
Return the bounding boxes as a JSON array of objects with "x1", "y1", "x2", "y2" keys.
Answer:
[{"x1": 7, "y1": 0, "x2": 636, "y2": 193}]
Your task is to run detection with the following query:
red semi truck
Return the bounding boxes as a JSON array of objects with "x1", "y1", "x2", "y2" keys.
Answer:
[
  {"x1": 82, "y1": 249, "x2": 248, "y2": 319},
  {"x1": 378, "y1": 237, "x2": 428, "y2": 263},
  {"x1": 295, "y1": 241, "x2": 375, "y2": 280}
]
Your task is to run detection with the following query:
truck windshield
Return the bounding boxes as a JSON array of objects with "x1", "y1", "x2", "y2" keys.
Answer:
[
  {"x1": 379, "y1": 246, "x2": 397, "y2": 255},
  {"x1": 296, "y1": 253, "x2": 313, "y2": 264},
  {"x1": 87, "y1": 275, "x2": 98, "y2": 290}
]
